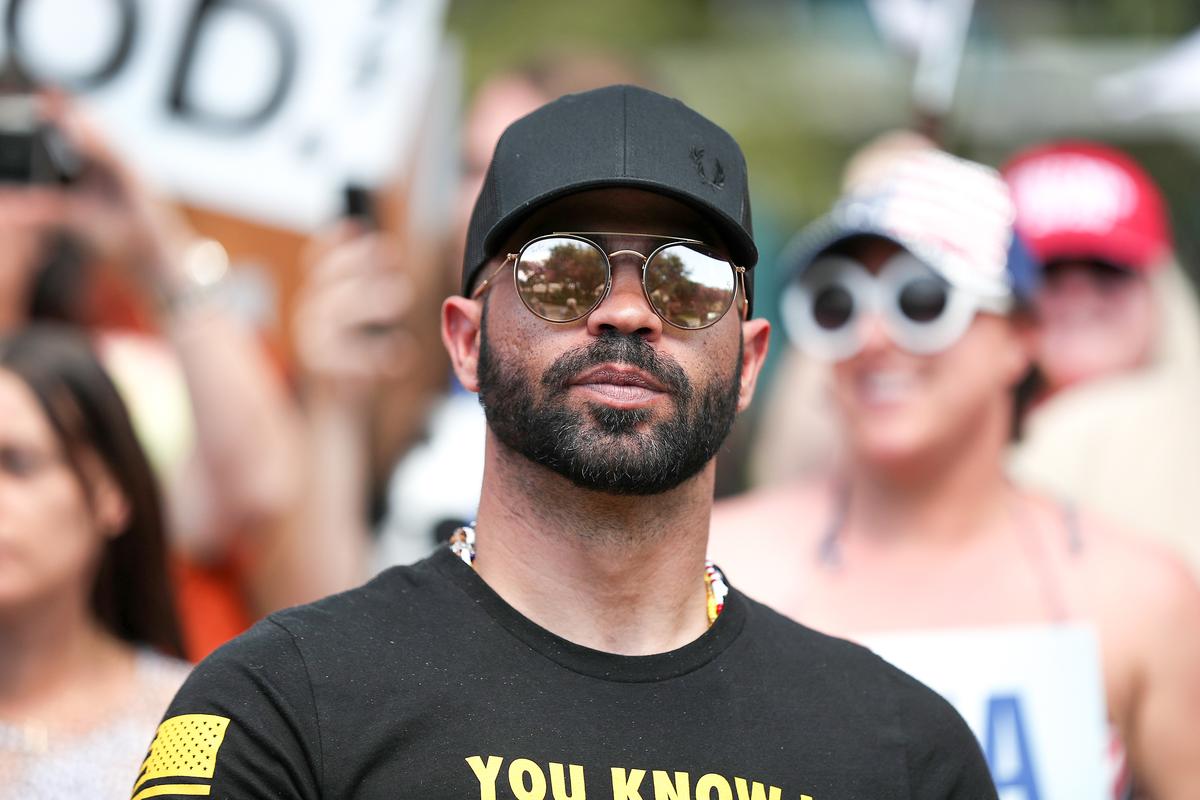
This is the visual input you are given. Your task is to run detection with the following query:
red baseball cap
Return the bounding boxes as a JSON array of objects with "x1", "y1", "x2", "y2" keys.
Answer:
[{"x1": 1001, "y1": 141, "x2": 1171, "y2": 273}]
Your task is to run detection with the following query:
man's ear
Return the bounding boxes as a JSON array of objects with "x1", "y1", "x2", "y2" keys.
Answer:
[
  {"x1": 442, "y1": 295, "x2": 484, "y2": 393},
  {"x1": 736, "y1": 318, "x2": 771, "y2": 413}
]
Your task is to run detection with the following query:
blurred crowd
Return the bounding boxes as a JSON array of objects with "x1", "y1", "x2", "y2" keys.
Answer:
[{"x1": 2, "y1": 14, "x2": 1200, "y2": 800}]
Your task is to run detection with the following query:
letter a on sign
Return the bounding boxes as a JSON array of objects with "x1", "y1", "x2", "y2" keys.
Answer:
[{"x1": 985, "y1": 695, "x2": 1042, "y2": 800}]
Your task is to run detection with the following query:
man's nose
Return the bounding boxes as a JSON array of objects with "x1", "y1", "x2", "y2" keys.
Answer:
[{"x1": 584, "y1": 256, "x2": 663, "y2": 340}]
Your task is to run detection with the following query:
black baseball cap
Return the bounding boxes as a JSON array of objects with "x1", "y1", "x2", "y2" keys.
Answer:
[{"x1": 462, "y1": 84, "x2": 758, "y2": 314}]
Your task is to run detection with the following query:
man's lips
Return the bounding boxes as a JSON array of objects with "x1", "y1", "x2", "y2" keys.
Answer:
[
  {"x1": 568, "y1": 364, "x2": 669, "y2": 393},
  {"x1": 567, "y1": 364, "x2": 670, "y2": 406}
]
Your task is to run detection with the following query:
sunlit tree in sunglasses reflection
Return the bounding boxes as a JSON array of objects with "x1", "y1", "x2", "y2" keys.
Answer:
[
  {"x1": 646, "y1": 251, "x2": 733, "y2": 327},
  {"x1": 521, "y1": 242, "x2": 608, "y2": 319}
]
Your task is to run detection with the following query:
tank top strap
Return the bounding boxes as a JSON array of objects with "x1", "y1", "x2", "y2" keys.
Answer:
[
  {"x1": 1060, "y1": 499, "x2": 1085, "y2": 557},
  {"x1": 817, "y1": 480, "x2": 850, "y2": 568},
  {"x1": 1009, "y1": 492, "x2": 1077, "y2": 623}
]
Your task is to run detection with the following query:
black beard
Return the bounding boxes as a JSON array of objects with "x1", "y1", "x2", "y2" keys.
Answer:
[{"x1": 476, "y1": 314, "x2": 742, "y2": 496}]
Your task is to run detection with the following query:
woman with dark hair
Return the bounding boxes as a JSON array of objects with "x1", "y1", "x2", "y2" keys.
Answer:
[{"x1": 0, "y1": 325, "x2": 189, "y2": 796}]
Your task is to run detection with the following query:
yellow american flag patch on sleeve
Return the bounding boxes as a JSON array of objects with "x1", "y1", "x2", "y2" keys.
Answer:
[{"x1": 131, "y1": 714, "x2": 231, "y2": 800}]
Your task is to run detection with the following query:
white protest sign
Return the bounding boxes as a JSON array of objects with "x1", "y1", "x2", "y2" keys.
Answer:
[
  {"x1": 0, "y1": 0, "x2": 448, "y2": 231},
  {"x1": 861, "y1": 624, "x2": 1110, "y2": 800}
]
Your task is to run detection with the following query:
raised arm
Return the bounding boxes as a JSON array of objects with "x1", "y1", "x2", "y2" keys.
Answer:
[
  {"x1": 255, "y1": 224, "x2": 421, "y2": 608},
  {"x1": 29, "y1": 96, "x2": 306, "y2": 567}
]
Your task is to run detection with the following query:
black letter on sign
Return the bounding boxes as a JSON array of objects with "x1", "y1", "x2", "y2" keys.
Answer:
[
  {"x1": 6, "y1": 0, "x2": 138, "y2": 91},
  {"x1": 168, "y1": 0, "x2": 296, "y2": 133}
]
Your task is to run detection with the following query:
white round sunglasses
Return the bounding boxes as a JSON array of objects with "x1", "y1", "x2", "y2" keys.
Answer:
[{"x1": 781, "y1": 251, "x2": 1013, "y2": 361}]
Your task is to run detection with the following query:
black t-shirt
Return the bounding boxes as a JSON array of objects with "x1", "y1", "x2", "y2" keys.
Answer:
[{"x1": 133, "y1": 548, "x2": 996, "y2": 800}]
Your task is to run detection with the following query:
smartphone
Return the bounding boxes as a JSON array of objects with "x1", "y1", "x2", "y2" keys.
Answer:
[
  {"x1": 343, "y1": 183, "x2": 378, "y2": 228},
  {"x1": 341, "y1": 183, "x2": 401, "y2": 337}
]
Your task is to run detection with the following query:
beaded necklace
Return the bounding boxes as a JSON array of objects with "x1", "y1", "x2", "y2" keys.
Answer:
[{"x1": 449, "y1": 524, "x2": 728, "y2": 626}]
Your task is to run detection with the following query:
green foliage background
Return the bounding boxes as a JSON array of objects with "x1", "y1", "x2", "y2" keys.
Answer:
[{"x1": 448, "y1": 0, "x2": 1200, "y2": 258}]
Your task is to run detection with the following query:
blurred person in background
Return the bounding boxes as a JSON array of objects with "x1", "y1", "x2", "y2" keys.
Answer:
[
  {"x1": 1003, "y1": 142, "x2": 1200, "y2": 576},
  {"x1": 0, "y1": 90, "x2": 304, "y2": 657},
  {"x1": 0, "y1": 325, "x2": 189, "y2": 797},
  {"x1": 748, "y1": 129, "x2": 938, "y2": 486},
  {"x1": 289, "y1": 55, "x2": 652, "y2": 595},
  {"x1": 710, "y1": 148, "x2": 1200, "y2": 799}
]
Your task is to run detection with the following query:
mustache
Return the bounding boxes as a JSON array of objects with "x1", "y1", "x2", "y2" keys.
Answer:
[{"x1": 541, "y1": 331, "x2": 691, "y2": 399}]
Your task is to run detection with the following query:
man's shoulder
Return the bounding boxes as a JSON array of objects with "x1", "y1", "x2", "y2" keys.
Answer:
[
  {"x1": 199, "y1": 553, "x2": 457, "y2": 669},
  {"x1": 739, "y1": 591, "x2": 858, "y2": 653},
  {"x1": 740, "y1": 593, "x2": 978, "y2": 737},
  {"x1": 740, "y1": 592, "x2": 925, "y2": 687},
  {"x1": 733, "y1": 595, "x2": 994, "y2": 795},
  {"x1": 275, "y1": 552, "x2": 461, "y2": 638}
]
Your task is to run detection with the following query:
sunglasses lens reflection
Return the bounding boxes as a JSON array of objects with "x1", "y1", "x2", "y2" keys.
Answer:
[
  {"x1": 897, "y1": 277, "x2": 949, "y2": 323},
  {"x1": 513, "y1": 237, "x2": 739, "y2": 329},
  {"x1": 515, "y1": 238, "x2": 608, "y2": 322},
  {"x1": 645, "y1": 244, "x2": 737, "y2": 329}
]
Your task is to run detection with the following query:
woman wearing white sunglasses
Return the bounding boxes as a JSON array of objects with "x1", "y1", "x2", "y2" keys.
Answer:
[{"x1": 710, "y1": 148, "x2": 1200, "y2": 800}]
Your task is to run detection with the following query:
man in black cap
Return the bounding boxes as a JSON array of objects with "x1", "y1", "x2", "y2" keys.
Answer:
[{"x1": 137, "y1": 85, "x2": 996, "y2": 800}]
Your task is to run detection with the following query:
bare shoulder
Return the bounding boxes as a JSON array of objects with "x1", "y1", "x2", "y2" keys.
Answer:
[
  {"x1": 1071, "y1": 505, "x2": 1200, "y2": 788},
  {"x1": 1075, "y1": 508, "x2": 1196, "y2": 588},
  {"x1": 708, "y1": 479, "x2": 832, "y2": 605},
  {"x1": 1067, "y1": 504, "x2": 1200, "y2": 634}
]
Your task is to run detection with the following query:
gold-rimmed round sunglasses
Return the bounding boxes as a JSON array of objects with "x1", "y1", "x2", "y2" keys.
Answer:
[{"x1": 471, "y1": 232, "x2": 747, "y2": 330}]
